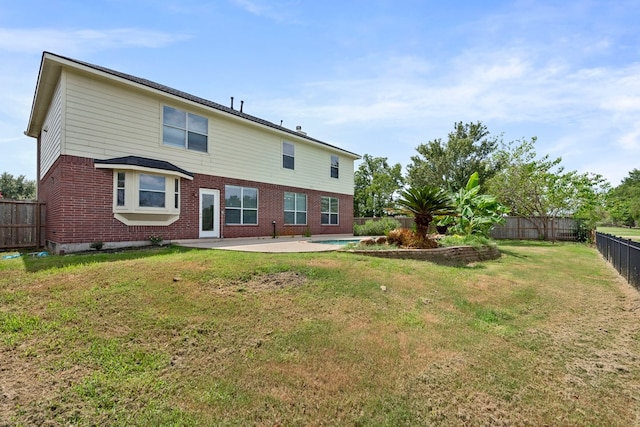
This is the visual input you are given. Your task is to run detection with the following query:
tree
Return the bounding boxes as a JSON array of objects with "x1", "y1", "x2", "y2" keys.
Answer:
[
  {"x1": 396, "y1": 186, "x2": 456, "y2": 238},
  {"x1": 606, "y1": 169, "x2": 640, "y2": 227},
  {"x1": 0, "y1": 172, "x2": 36, "y2": 200},
  {"x1": 406, "y1": 121, "x2": 502, "y2": 191},
  {"x1": 354, "y1": 154, "x2": 404, "y2": 217},
  {"x1": 486, "y1": 138, "x2": 607, "y2": 240}
]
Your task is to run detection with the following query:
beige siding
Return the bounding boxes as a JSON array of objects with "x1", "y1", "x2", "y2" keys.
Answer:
[
  {"x1": 40, "y1": 79, "x2": 63, "y2": 177},
  {"x1": 62, "y1": 71, "x2": 355, "y2": 195},
  {"x1": 211, "y1": 117, "x2": 355, "y2": 195}
]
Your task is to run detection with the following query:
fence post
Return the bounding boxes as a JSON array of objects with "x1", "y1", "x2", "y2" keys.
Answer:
[{"x1": 628, "y1": 239, "x2": 632, "y2": 283}]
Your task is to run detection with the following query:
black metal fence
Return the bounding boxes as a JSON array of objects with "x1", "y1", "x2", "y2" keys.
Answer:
[{"x1": 595, "y1": 232, "x2": 640, "y2": 289}]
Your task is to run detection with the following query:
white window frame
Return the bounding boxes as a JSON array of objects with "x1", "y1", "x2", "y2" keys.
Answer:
[
  {"x1": 96, "y1": 163, "x2": 193, "y2": 226},
  {"x1": 283, "y1": 141, "x2": 295, "y2": 170},
  {"x1": 321, "y1": 196, "x2": 339, "y2": 225},
  {"x1": 330, "y1": 155, "x2": 339, "y2": 179},
  {"x1": 284, "y1": 192, "x2": 307, "y2": 225},
  {"x1": 138, "y1": 173, "x2": 167, "y2": 208},
  {"x1": 113, "y1": 170, "x2": 179, "y2": 212},
  {"x1": 162, "y1": 105, "x2": 209, "y2": 152},
  {"x1": 225, "y1": 185, "x2": 258, "y2": 225}
]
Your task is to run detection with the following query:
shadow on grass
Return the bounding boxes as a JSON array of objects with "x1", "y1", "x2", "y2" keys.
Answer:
[
  {"x1": 496, "y1": 239, "x2": 556, "y2": 248},
  {"x1": 496, "y1": 248, "x2": 528, "y2": 259},
  {"x1": 16, "y1": 245, "x2": 197, "y2": 273}
]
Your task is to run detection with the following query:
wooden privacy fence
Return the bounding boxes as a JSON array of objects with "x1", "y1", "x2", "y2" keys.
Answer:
[
  {"x1": 596, "y1": 232, "x2": 640, "y2": 289},
  {"x1": 354, "y1": 216, "x2": 581, "y2": 241},
  {"x1": 490, "y1": 217, "x2": 580, "y2": 241},
  {"x1": 0, "y1": 201, "x2": 46, "y2": 249}
]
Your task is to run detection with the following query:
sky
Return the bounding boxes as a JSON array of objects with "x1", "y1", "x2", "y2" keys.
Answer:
[{"x1": 1, "y1": 0, "x2": 639, "y2": 186}]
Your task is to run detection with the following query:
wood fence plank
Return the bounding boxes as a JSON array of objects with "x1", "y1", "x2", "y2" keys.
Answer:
[{"x1": 0, "y1": 201, "x2": 46, "y2": 250}]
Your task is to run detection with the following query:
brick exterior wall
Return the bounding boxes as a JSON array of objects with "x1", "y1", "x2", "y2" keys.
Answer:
[{"x1": 39, "y1": 155, "x2": 354, "y2": 252}]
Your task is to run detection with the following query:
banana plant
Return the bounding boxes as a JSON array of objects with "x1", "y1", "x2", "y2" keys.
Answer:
[{"x1": 440, "y1": 172, "x2": 510, "y2": 237}]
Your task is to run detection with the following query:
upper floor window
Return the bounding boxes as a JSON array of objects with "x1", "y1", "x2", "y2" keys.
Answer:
[
  {"x1": 162, "y1": 106, "x2": 208, "y2": 152},
  {"x1": 330, "y1": 155, "x2": 339, "y2": 179},
  {"x1": 284, "y1": 192, "x2": 306, "y2": 225},
  {"x1": 225, "y1": 185, "x2": 258, "y2": 225},
  {"x1": 283, "y1": 142, "x2": 295, "y2": 170}
]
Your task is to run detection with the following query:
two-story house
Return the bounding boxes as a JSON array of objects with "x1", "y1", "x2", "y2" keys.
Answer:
[{"x1": 25, "y1": 52, "x2": 360, "y2": 253}]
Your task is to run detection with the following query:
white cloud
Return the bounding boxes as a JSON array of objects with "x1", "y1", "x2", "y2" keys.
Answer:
[
  {"x1": 618, "y1": 128, "x2": 640, "y2": 150},
  {"x1": 0, "y1": 28, "x2": 190, "y2": 54},
  {"x1": 231, "y1": 0, "x2": 299, "y2": 23}
]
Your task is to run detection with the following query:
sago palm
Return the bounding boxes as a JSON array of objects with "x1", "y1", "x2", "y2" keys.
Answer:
[{"x1": 397, "y1": 186, "x2": 456, "y2": 238}]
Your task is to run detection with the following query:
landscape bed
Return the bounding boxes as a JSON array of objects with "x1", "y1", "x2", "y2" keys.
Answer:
[
  {"x1": 349, "y1": 244, "x2": 501, "y2": 264},
  {"x1": 0, "y1": 241, "x2": 639, "y2": 425}
]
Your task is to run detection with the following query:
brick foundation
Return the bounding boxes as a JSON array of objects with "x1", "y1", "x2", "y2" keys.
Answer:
[{"x1": 40, "y1": 155, "x2": 354, "y2": 253}]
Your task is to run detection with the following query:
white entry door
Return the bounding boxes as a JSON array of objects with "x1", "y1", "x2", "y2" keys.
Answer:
[{"x1": 199, "y1": 189, "x2": 220, "y2": 238}]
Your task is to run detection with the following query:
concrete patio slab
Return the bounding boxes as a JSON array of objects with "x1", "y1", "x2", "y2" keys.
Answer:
[{"x1": 172, "y1": 234, "x2": 363, "y2": 253}]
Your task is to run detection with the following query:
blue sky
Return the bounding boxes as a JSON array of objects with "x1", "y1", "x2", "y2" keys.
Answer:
[{"x1": 1, "y1": 0, "x2": 639, "y2": 186}]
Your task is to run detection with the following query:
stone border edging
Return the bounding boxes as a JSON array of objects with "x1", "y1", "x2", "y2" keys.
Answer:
[{"x1": 348, "y1": 245, "x2": 501, "y2": 264}]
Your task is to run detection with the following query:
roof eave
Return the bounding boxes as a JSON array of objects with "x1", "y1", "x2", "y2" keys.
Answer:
[{"x1": 27, "y1": 52, "x2": 360, "y2": 159}]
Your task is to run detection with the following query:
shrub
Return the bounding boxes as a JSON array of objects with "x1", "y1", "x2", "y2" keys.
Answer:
[
  {"x1": 572, "y1": 220, "x2": 592, "y2": 243},
  {"x1": 354, "y1": 218, "x2": 402, "y2": 236},
  {"x1": 387, "y1": 228, "x2": 438, "y2": 249},
  {"x1": 90, "y1": 241, "x2": 104, "y2": 251},
  {"x1": 149, "y1": 235, "x2": 164, "y2": 246},
  {"x1": 439, "y1": 234, "x2": 493, "y2": 247}
]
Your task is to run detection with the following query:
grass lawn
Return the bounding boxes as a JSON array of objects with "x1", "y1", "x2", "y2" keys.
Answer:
[
  {"x1": 1, "y1": 242, "x2": 639, "y2": 426},
  {"x1": 597, "y1": 226, "x2": 640, "y2": 241}
]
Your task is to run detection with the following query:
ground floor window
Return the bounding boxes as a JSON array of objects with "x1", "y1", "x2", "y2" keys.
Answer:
[
  {"x1": 284, "y1": 192, "x2": 307, "y2": 225},
  {"x1": 225, "y1": 185, "x2": 258, "y2": 225},
  {"x1": 116, "y1": 172, "x2": 125, "y2": 206},
  {"x1": 113, "y1": 171, "x2": 180, "y2": 211},
  {"x1": 139, "y1": 174, "x2": 166, "y2": 207},
  {"x1": 110, "y1": 170, "x2": 183, "y2": 225},
  {"x1": 321, "y1": 196, "x2": 339, "y2": 225}
]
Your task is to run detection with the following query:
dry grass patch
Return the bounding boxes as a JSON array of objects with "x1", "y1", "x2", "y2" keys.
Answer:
[{"x1": 1, "y1": 243, "x2": 639, "y2": 425}]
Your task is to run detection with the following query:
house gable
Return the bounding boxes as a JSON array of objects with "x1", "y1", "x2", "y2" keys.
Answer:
[{"x1": 26, "y1": 52, "x2": 359, "y2": 196}]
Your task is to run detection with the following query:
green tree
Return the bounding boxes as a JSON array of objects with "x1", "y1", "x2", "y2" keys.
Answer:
[
  {"x1": 486, "y1": 138, "x2": 607, "y2": 240},
  {"x1": 0, "y1": 172, "x2": 36, "y2": 200},
  {"x1": 354, "y1": 154, "x2": 404, "y2": 217},
  {"x1": 406, "y1": 121, "x2": 502, "y2": 191},
  {"x1": 397, "y1": 186, "x2": 456, "y2": 238},
  {"x1": 571, "y1": 172, "x2": 610, "y2": 229},
  {"x1": 606, "y1": 169, "x2": 640, "y2": 226},
  {"x1": 441, "y1": 172, "x2": 510, "y2": 237}
]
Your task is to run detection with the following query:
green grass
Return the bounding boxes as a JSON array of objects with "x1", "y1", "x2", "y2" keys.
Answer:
[
  {"x1": 597, "y1": 226, "x2": 640, "y2": 241},
  {"x1": 0, "y1": 242, "x2": 638, "y2": 425}
]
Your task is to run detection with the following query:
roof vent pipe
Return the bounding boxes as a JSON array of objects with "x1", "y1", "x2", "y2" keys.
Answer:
[
  {"x1": 240, "y1": 100, "x2": 244, "y2": 113},
  {"x1": 296, "y1": 125, "x2": 307, "y2": 135},
  {"x1": 230, "y1": 96, "x2": 234, "y2": 110}
]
